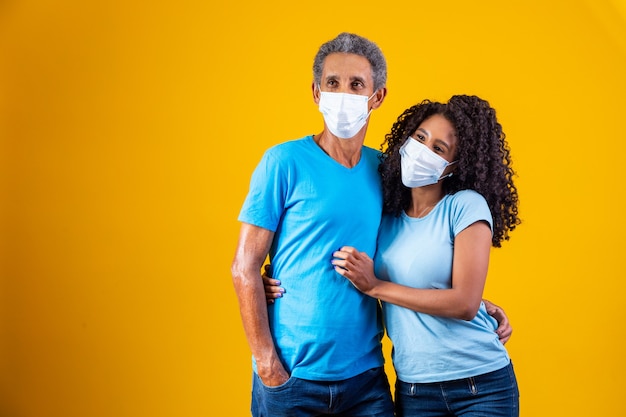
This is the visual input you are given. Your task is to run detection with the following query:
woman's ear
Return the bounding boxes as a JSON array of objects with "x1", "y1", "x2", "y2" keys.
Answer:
[{"x1": 448, "y1": 160, "x2": 459, "y2": 176}]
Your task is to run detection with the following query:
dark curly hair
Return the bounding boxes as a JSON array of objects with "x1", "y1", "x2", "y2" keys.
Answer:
[{"x1": 378, "y1": 95, "x2": 520, "y2": 247}]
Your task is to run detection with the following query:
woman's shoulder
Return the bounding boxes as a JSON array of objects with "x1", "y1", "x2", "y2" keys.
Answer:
[
  {"x1": 447, "y1": 189, "x2": 487, "y2": 206},
  {"x1": 446, "y1": 190, "x2": 492, "y2": 230}
]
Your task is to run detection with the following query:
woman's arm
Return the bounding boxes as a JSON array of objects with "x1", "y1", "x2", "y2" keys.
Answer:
[
  {"x1": 332, "y1": 221, "x2": 492, "y2": 320},
  {"x1": 261, "y1": 264, "x2": 285, "y2": 304}
]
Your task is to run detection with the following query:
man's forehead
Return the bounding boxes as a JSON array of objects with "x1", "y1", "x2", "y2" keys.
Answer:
[{"x1": 321, "y1": 53, "x2": 373, "y2": 79}]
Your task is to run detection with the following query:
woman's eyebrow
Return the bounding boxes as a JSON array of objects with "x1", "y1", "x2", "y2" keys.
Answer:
[{"x1": 434, "y1": 139, "x2": 451, "y2": 150}]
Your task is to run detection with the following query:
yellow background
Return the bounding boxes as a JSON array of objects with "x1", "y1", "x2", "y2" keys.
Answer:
[{"x1": 1, "y1": 0, "x2": 625, "y2": 416}]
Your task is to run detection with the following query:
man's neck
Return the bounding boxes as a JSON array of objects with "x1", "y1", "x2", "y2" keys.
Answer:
[{"x1": 314, "y1": 130, "x2": 366, "y2": 168}]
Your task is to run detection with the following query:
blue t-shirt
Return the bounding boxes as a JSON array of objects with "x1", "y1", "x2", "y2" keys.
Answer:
[
  {"x1": 238, "y1": 135, "x2": 385, "y2": 381},
  {"x1": 374, "y1": 190, "x2": 510, "y2": 383}
]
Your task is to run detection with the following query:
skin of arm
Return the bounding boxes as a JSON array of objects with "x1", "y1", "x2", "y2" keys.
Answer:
[
  {"x1": 231, "y1": 223, "x2": 289, "y2": 386},
  {"x1": 262, "y1": 221, "x2": 513, "y2": 343},
  {"x1": 332, "y1": 221, "x2": 492, "y2": 321}
]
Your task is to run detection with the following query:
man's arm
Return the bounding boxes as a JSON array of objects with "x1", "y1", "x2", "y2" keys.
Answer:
[
  {"x1": 483, "y1": 299, "x2": 513, "y2": 344},
  {"x1": 231, "y1": 223, "x2": 289, "y2": 386}
]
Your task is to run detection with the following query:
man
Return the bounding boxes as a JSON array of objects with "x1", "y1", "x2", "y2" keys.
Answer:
[{"x1": 232, "y1": 32, "x2": 511, "y2": 417}]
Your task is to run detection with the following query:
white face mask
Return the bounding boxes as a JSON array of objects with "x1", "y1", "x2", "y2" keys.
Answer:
[
  {"x1": 400, "y1": 137, "x2": 456, "y2": 188},
  {"x1": 318, "y1": 90, "x2": 376, "y2": 139}
]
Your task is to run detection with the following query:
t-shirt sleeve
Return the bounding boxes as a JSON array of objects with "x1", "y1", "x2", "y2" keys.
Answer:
[
  {"x1": 237, "y1": 149, "x2": 286, "y2": 232},
  {"x1": 451, "y1": 190, "x2": 493, "y2": 237}
]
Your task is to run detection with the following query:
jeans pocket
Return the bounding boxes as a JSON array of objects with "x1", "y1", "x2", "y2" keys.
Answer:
[{"x1": 255, "y1": 373, "x2": 297, "y2": 393}]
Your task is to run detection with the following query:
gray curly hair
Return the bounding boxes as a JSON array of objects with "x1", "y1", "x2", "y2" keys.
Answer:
[{"x1": 313, "y1": 32, "x2": 387, "y2": 91}]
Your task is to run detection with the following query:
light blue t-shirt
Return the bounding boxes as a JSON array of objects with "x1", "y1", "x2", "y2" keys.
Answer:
[
  {"x1": 374, "y1": 190, "x2": 510, "y2": 383},
  {"x1": 238, "y1": 135, "x2": 385, "y2": 381}
]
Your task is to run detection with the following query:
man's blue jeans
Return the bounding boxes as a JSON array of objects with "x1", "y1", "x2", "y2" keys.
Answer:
[
  {"x1": 251, "y1": 366, "x2": 394, "y2": 417},
  {"x1": 394, "y1": 362, "x2": 519, "y2": 417}
]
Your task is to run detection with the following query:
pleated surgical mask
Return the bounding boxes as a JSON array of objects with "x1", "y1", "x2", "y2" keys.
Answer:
[
  {"x1": 318, "y1": 90, "x2": 376, "y2": 139},
  {"x1": 400, "y1": 137, "x2": 456, "y2": 188}
]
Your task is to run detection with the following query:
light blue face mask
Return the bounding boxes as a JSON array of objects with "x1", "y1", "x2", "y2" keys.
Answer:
[
  {"x1": 318, "y1": 90, "x2": 376, "y2": 139},
  {"x1": 400, "y1": 137, "x2": 457, "y2": 188}
]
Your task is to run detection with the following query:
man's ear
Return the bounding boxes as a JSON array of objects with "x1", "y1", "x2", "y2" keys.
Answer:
[
  {"x1": 312, "y1": 82, "x2": 320, "y2": 104},
  {"x1": 370, "y1": 87, "x2": 387, "y2": 110}
]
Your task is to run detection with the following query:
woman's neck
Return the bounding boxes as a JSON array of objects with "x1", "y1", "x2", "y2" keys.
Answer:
[{"x1": 406, "y1": 186, "x2": 445, "y2": 218}]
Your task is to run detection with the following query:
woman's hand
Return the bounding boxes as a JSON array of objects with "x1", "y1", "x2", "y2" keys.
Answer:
[
  {"x1": 261, "y1": 264, "x2": 284, "y2": 304},
  {"x1": 331, "y1": 246, "x2": 380, "y2": 295}
]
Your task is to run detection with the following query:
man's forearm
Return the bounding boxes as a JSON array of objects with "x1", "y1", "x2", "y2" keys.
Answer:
[
  {"x1": 233, "y1": 270, "x2": 278, "y2": 362},
  {"x1": 231, "y1": 223, "x2": 288, "y2": 385},
  {"x1": 232, "y1": 269, "x2": 289, "y2": 385}
]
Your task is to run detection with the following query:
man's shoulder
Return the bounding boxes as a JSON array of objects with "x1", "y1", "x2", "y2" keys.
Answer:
[
  {"x1": 361, "y1": 145, "x2": 382, "y2": 158},
  {"x1": 257, "y1": 136, "x2": 313, "y2": 167},
  {"x1": 360, "y1": 145, "x2": 382, "y2": 169},
  {"x1": 267, "y1": 135, "x2": 312, "y2": 153}
]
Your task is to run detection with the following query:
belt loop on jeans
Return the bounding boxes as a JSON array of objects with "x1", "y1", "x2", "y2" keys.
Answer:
[{"x1": 468, "y1": 377, "x2": 478, "y2": 394}]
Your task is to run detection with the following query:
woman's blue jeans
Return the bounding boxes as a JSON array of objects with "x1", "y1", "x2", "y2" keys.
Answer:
[
  {"x1": 394, "y1": 362, "x2": 519, "y2": 417},
  {"x1": 251, "y1": 366, "x2": 394, "y2": 417}
]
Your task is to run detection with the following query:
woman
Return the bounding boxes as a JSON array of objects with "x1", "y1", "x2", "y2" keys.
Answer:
[{"x1": 331, "y1": 95, "x2": 521, "y2": 416}]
